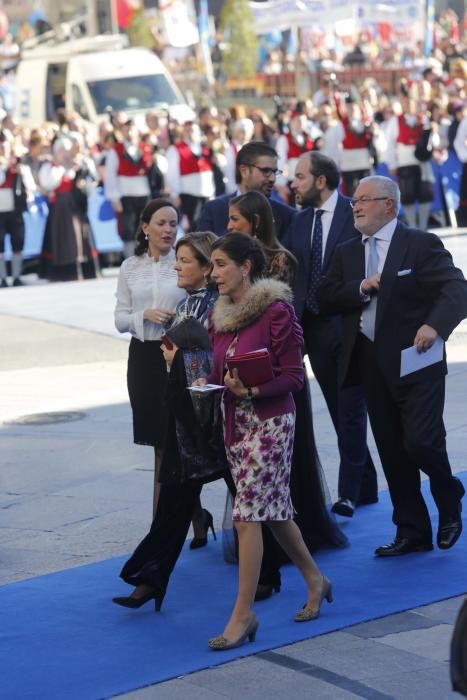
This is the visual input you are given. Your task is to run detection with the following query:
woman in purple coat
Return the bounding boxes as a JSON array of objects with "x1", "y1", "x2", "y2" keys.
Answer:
[{"x1": 200, "y1": 234, "x2": 333, "y2": 651}]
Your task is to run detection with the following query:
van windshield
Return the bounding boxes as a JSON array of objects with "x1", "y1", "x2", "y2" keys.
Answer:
[{"x1": 87, "y1": 75, "x2": 181, "y2": 114}]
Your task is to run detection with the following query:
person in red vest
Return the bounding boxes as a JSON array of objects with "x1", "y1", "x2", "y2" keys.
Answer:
[
  {"x1": 166, "y1": 121, "x2": 215, "y2": 231},
  {"x1": 39, "y1": 137, "x2": 99, "y2": 281},
  {"x1": 276, "y1": 109, "x2": 314, "y2": 203},
  {"x1": 385, "y1": 91, "x2": 435, "y2": 230},
  {"x1": 0, "y1": 133, "x2": 32, "y2": 287},
  {"x1": 335, "y1": 93, "x2": 374, "y2": 197},
  {"x1": 105, "y1": 118, "x2": 152, "y2": 258}
]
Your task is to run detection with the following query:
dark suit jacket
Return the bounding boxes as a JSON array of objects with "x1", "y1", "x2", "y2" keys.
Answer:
[
  {"x1": 196, "y1": 193, "x2": 296, "y2": 241},
  {"x1": 282, "y1": 194, "x2": 358, "y2": 320},
  {"x1": 318, "y1": 223, "x2": 467, "y2": 387}
]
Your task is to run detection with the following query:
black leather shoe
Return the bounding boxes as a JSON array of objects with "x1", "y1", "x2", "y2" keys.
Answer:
[
  {"x1": 0, "y1": 279, "x2": 8, "y2": 288},
  {"x1": 437, "y1": 479, "x2": 464, "y2": 549},
  {"x1": 331, "y1": 498, "x2": 355, "y2": 517},
  {"x1": 437, "y1": 518, "x2": 463, "y2": 549},
  {"x1": 374, "y1": 537, "x2": 433, "y2": 557}
]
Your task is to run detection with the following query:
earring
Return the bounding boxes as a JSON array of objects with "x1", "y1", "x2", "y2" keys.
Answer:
[{"x1": 144, "y1": 233, "x2": 149, "y2": 241}]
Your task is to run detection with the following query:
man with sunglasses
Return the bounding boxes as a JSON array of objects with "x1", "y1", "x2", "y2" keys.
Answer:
[
  {"x1": 196, "y1": 141, "x2": 295, "y2": 240},
  {"x1": 318, "y1": 175, "x2": 467, "y2": 556},
  {"x1": 283, "y1": 151, "x2": 378, "y2": 519}
]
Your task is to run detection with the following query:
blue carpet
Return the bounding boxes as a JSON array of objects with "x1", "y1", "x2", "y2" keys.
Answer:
[{"x1": 2, "y1": 474, "x2": 467, "y2": 700}]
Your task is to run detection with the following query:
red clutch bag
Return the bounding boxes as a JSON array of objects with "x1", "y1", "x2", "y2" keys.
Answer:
[{"x1": 226, "y1": 348, "x2": 274, "y2": 387}]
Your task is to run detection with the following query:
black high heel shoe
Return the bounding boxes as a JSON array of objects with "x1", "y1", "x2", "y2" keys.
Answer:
[
  {"x1": 255, "y1": 570, "x2": 282, "y2": 602},
  {"x1": 190, "y1": 508, "x2": 217, "y2": 550},
  {"x1": 112, "y1": 588, "x2": 165, "y2": 612}
]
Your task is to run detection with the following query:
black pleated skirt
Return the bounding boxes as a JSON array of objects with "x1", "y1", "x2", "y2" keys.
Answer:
[{"x1": 127, "y1": 337, "x2": 168, "y2": 447}]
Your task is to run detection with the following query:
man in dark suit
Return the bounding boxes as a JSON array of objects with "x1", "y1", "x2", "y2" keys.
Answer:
[
  {"x1": 283, "y1": 151, "x2": 377, "y2": 517},
  {"x1": 318, "y1": 175, "x2": 467, "y2": 556},
  {"x1": 196, "y1": 141, "x2": 295, "y2": 240}
]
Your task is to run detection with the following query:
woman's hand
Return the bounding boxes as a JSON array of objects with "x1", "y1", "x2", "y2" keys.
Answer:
[
  {"x1": 224, "y1": 368, "x2": 248, "y2": 398},
  {"x1": 144, "y1": 308, "x2": 175, "y2": 325},
  {"x1": 161, "y1": 342, "x2": 178, "y2": 367},
  {"x1": 192, "y1": 377, "x2": 207, "y2": 387}
]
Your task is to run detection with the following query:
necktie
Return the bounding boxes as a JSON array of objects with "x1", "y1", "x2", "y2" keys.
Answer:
[
  {"x1": 361, "y1": 236, "x2": 379, "y2": 341},
  {"x1": 306, "y1": 209, "x2": 324, "y2": 314}
]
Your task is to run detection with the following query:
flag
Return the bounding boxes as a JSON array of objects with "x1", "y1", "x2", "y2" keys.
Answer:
[
  {"x1": 198, "y1": 0, "x2": 215, "y2": 86},
  {"x1": 423, "y1": 0, "x2": 435, "y2": 56}
]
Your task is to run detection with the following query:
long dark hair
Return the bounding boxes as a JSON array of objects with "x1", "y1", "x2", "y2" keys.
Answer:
[
  {"x1": 229, "y1": 191, "x2": 297, "y2": 279},
  {"x1": 211, "y1": 232, "x2": 265, "y2": 283},
  {"x1": 134, "y1": 198, "x2": 179, "y2": 256}
]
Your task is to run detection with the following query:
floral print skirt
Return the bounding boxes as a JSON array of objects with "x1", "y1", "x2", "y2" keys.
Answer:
[{"x1": 225, "y1": 400, "x2": 295, "y2": 522}]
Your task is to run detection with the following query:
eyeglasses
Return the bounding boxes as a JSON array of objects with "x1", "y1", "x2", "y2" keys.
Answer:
[
  {"x1": 350, "y1": 196, "x2": 390, "y2": 209},
  {"x1": 249, "y1": 164, "x2": 282, "y2": 178}
]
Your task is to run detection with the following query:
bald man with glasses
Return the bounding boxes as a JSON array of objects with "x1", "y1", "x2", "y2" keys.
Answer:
[
  {"x1": 196, "y1": 141, "x2": 295, "y2": 240},
  {"x1": 319, "y1": 175, "x2": 467, "y2": 556},
  {"x1": 283, "y1": 151, "x2": 378, "y2": 519}
]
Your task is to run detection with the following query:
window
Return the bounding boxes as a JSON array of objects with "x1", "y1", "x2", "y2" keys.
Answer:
[{"x1": 86, "y1": 75, "x2": 180, "y2": 114}]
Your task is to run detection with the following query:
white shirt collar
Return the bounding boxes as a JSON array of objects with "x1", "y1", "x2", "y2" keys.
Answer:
[
  {"x1": 361, "y1": 217, "x2": 397, "y2": 244},
  {"x1": 315, "y1": 188, "x2": 338, "y2": 215}
]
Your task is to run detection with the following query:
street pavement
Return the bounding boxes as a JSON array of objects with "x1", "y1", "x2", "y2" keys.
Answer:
[{"x1": 1, "y1": 230, "x2": 467, "y2": 699}]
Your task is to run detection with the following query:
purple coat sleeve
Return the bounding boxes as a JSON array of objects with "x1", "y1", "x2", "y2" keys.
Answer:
[{"x1": 257, "y1": 301, "x2": 304, "y2": 398}]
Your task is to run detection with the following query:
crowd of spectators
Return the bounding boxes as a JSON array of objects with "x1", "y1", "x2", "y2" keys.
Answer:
[{"x1": 0, "y1": 8, "x2": 466, "y2": 286}]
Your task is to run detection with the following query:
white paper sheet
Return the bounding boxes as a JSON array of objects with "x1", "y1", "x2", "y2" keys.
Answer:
[
  {"x1": 187, "y1": 384, "x2": 224, "y2": 393},
  {"x1": 400, "y1": 336, "x2": 444, "y2": 377}
]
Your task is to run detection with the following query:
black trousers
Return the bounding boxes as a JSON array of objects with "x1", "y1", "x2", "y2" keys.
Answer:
[
  {"x1": 355, "y1": 333, "x2": 460, "y2": 541},
  {"x1": 0, "y1": 211, "x2": 25, "y2": 254},
  {"x1": 302, "y1": 311, "x2": 377, "y2": 503},
  {"x1": 120, "y1": 472, "x2": 282, "y2": 593},
  {"x1": 180, "y1": 194, "x2": 208, "y2": 232},
  {"x1": 120, "y1": 196, "x2": 149, "y2": 242}
]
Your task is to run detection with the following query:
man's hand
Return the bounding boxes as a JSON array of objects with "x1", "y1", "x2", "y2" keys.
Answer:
[
  {"x1": 413, "y1": 324, "x2": 438, "y2": 353},
  {"x1": 361, "y1": 273, "x2": 381, "y2": 295}
]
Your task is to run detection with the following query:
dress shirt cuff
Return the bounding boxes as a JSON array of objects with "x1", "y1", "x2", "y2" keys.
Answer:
[{"x1": 132, "y1": 310, "x2": 146, "y2": 342}]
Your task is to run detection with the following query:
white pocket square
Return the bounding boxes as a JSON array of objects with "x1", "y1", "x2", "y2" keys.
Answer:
[{"x1": 397, "y1": 269, "x2": 412, "y2": 277}]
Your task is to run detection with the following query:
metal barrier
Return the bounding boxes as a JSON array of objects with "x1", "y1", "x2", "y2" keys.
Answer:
[{"x1": 3, "y1": 188, "x2": 123, "y2": 262}]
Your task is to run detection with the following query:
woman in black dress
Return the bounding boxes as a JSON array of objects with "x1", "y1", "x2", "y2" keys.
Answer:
[
  {"x1": 113, "y1": 231, "x2": 229, "y2": 611},
  {"x1": 39, "y1": 136, "x2": 100, "y2": 281}
]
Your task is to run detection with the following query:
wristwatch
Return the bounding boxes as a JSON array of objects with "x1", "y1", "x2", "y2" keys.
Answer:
[{"x1": 246, "y1": 387, "x2": 253, "y2": 399}]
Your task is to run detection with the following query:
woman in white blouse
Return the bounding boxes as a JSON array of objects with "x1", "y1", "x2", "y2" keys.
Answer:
[{"x1": 115, "y1": 198, "x2": 186, "y2": 515}]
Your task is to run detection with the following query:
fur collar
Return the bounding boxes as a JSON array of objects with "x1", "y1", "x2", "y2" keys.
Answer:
[{"x1": 212, "y1": 278, "x2": 292, "y2": 333}]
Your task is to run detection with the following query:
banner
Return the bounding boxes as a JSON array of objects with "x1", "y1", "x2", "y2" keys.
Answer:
[
  {"x1": 159, "y1": 0, "x2": 199, "y2": 47},
  {"x1": 249, "y1": 0, "x2": 425, "y2": 35}
]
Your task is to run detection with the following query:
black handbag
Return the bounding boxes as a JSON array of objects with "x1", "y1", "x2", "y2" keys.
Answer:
[{"x1": 160, "y1": 349, "x2": 227, "y2": 483}]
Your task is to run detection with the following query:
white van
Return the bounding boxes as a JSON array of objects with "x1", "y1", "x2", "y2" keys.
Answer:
[{"x1": 15, "y1": 34, "x2": 195, "y2": 129}]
